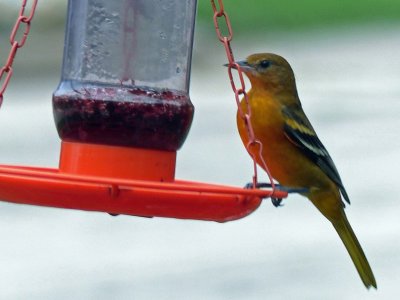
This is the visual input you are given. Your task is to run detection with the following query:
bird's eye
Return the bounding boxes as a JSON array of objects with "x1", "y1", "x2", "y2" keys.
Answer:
[{"x1": 259, "y1": 60, "x2": 271, "y2": 69}]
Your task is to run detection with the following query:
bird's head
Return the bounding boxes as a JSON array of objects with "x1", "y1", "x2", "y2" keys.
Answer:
[{"x1": 228, "y1": 53, "x2": 297, "y2": 95}]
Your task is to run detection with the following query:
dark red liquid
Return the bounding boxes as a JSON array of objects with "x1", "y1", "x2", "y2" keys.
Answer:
[{"x1": 53, "y1": 82, "x2": 194, "y2": 151}]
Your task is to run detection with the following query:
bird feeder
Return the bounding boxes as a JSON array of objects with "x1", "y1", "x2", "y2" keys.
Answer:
[{"x1": 0, "y1": 0, "x2": 287, "y2": 222}]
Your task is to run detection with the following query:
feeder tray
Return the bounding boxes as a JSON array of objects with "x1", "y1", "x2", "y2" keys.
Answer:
[{"x1": 0, "y1": 142, "x2": 286, "y2": 222}]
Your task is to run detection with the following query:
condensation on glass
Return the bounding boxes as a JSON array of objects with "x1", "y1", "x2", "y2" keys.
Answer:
[{"x1": 53, "y1": 0, "x2": 197, "y2": 151}]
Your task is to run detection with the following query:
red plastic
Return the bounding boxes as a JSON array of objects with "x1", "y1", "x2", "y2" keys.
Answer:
[
  {"x1": 0, "y1": 142, "x2": 287, "y2": 222},
  {"x1": 59, "y1": 141, "x2": 177, "y2": 181}
]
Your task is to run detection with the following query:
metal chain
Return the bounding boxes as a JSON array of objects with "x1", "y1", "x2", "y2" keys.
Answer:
[
  {"x1": 210, "y1": 0, "x2": 276, "y2": 190},
  {"x1": 0, "y1": 0, "x2": 38, "y2": 106}
]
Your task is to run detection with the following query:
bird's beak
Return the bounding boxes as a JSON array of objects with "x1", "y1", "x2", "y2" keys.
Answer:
[{"x1": 223, "y1": 60, "x2": 254, "y2": 72}]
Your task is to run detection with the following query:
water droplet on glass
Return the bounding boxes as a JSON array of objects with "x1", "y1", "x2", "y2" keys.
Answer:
[{"x1": 160, "y1": 48, "x2": 168, "y2": 63}]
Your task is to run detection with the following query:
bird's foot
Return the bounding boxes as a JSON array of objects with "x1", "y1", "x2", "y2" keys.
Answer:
[
  {"x1": 271, "y1": 197, "x2": 283, "y2": 207},
  {"x1": 244, "y1": 182, "x2": 309, "y2": 207},
  {"x1": 244, "y1": 182, "x2": 275, "y2": 189},
  {"x1": 244, "y1": 182, "x2": 284, "y2": 207}
]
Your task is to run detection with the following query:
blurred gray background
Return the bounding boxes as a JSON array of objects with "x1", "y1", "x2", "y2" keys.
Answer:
[{"x1": 0, "y1": 1, "x2": 399, "y2": 299}]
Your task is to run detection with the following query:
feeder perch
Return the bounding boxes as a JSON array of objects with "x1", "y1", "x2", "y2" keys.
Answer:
[{"x1": 0, "y1": 0, "x2": 287, "y2": 222}]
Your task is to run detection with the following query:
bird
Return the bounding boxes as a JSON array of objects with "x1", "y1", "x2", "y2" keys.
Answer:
[{"x1": 232, "y1": 53, "x2": 376, "y2": 289}]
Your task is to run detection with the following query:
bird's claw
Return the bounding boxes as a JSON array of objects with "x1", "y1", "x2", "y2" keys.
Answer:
[
  {"x1": 244, "y1": 182, "x2": 254, "y2": 189},
  {"x1": 244, "y1": 182, "x2": 284, "y2": 208},
  {"x1": 244, "y1": 182, "x2": 308, "y2": 207},
  {"x1": 244, "y1": 182, "x2": 274, "y2": 189},
  {"x1": 271, "y1": 197, "x2": 283, "y2": 207}
]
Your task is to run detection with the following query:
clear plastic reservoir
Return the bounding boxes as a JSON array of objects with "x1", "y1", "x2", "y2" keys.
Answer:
[{"x1": 53, "y1": 0, "x2": 197, "y2": 151}]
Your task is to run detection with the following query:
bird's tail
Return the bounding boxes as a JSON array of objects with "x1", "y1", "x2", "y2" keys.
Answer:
[{"x1": 332, "y1": 214, "x2": 377, "y2": 289}]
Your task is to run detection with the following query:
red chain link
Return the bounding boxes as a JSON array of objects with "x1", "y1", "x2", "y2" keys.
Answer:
[
  {"x1": 210, "y1": 0, "x2": 275, "y2": 190},
  {"x1": 0, "y1": 0, "x2": 38, "y2": 106}
]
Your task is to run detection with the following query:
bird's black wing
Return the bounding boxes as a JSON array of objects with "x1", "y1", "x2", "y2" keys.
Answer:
[{"x1": 282, "y1": 105, "x2": 350, "y2": 205}]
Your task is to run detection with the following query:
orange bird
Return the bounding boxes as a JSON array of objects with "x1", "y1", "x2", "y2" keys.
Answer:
[{"x1": 234, "y1": 53, "x2": 376, "y2": 289}]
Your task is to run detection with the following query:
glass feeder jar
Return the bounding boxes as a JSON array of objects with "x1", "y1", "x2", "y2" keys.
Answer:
[{"x1": 53, "y1": 0, "x2": 197, "y2": 151}]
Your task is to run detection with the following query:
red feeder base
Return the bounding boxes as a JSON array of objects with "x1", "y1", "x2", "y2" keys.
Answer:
[{"x1": 0, "y1": 142, "x2": 287, "y2": 222}]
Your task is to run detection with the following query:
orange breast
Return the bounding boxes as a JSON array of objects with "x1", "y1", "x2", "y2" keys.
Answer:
[{"x1": 236, "y1": 91, "x2": 330, "y2": 190}]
